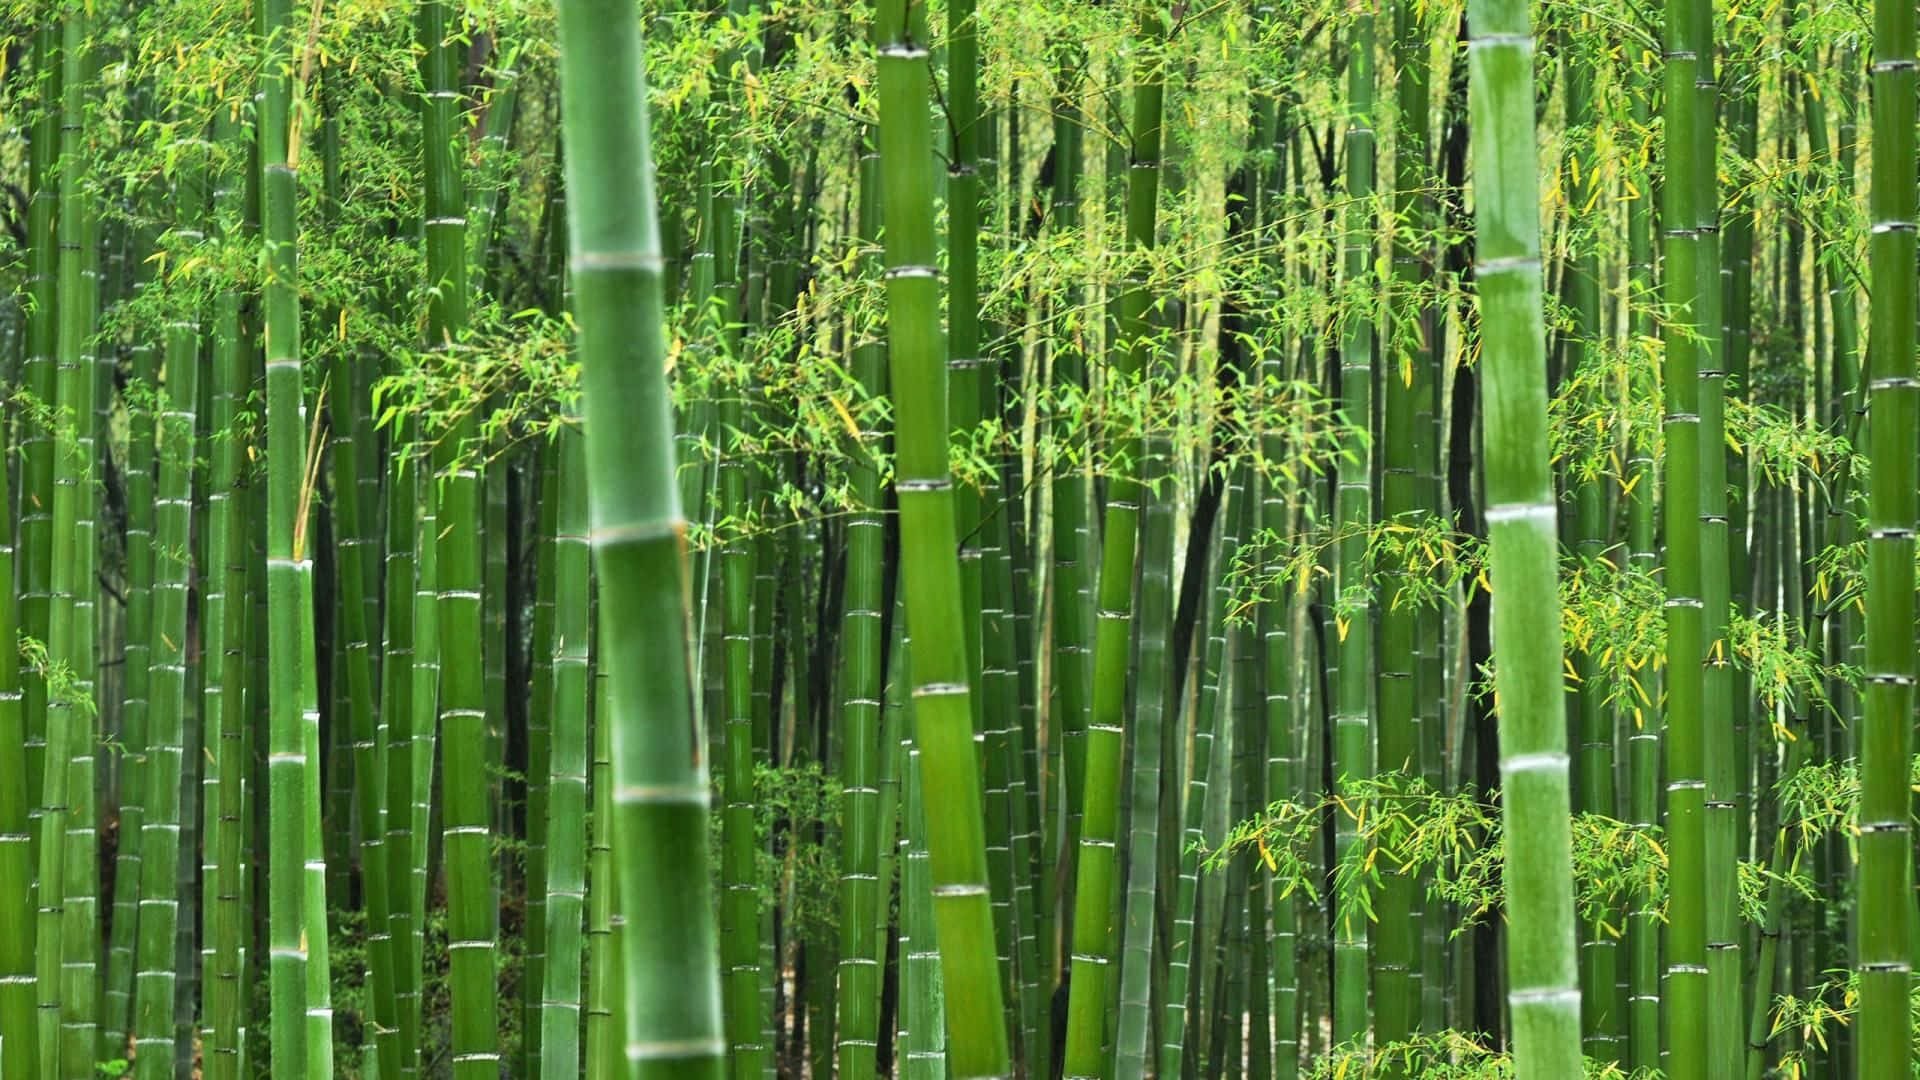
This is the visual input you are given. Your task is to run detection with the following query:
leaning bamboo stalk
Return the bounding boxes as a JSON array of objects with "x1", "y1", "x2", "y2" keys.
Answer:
[
  {"x1": 870, "y1": 0, "x2": 1012, "y2": 1074},
  {"x1": 1062, "y1": 10, "x2": 1169, "y2": 1072},
  {"x1": 552, "y1": 2, "x2": 729, "y2": 1078}
]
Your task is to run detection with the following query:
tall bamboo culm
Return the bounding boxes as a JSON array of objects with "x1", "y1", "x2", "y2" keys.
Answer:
[
  {"x1": 1856, "y1": 0, "x2": 1916, "y2": 1072},
  {"x1": 1659, "y1": 0, "x2": 1711, "y2": 1068},
  {"x1": 1463, "y1": 0, "x2": 1584, "y2": 1074},
  {"x1": 1061, "y1": 9, "x2": 1168, "y2": 1074},
  {"x1": 258, "y1": 0, "x2": 333, "y2": 1072},
  {"x1": 130, "y1": 128, "x2": 203, "y2": 1080},
  {"x1": 1332, "y1": 9, "x2": 1376, "y2": 1050},
  {"x1": 553, "y1": 2, "x2": 729, "y2": 1078},
  {"x1": 871, "y1": 1, "x2": 1011, "y2": 1075}
]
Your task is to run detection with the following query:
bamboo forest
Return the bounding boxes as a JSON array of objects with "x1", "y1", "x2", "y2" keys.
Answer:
[{"x1": 3, "y1": 0, "x2": 1920, "y2": 1077}]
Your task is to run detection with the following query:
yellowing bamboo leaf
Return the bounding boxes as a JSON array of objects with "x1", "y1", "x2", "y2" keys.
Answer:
[{"x1": 828, "y1": 393, "x2": 862, "y2": 441}]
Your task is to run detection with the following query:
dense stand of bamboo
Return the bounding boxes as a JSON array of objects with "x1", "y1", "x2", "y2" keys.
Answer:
[{"x1": 0, "y1": 1, "x2": 1912, "y2": 1078}]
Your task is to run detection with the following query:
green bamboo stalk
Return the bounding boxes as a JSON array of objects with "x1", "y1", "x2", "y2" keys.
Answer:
[
  {"x1": 1660, "y1": 0, "x2": 1711, "y2": 1066},
  {"x1": 1217, "y1": 622, "x2": 1258, "y2": 1078},
  {"x1": 1688, "y1": 8, "x2": 1736, "y2": 1075},
  {"x1": 979, "y1": 529, "x2": 1022, "y2": 1060},
  {"x1": 1112, "y1": 369, "x2": 1174, "y2": 1080},
  {"x1": 1160, "y1": 479, "x2": 1243, "y2": 1080},
  {"x1": 0, "y1": 168, "x2": 30, "y2": 1076},
  {"x1": 947, "y1": 0, "x2": 986, "y2": 789},
  {"x1": 1464, "y1": 1, "x2": 1583, "y2": 1075},
  {"x1": 1037, "y1": 76, "x2": 1086, "y2": 1075},
  {"x1": 1243, "y1": 570, "x2": 1272, "y2": 1079},
  {"x1": 130, "y1": 131, "x2": 204, "y2": 1080},
  {"x1": 41, "y1": 14, "x2": 99, "y2": 1076},
  {"x1": 585, "y1": 660, "x2": 617, "y2": 1078},
  {"x1": 20, "y1": 28, "x2": 60, "y2": 880},
  {"x1": 1559, "y1": 33, "x2": 1620, "y2": 1060},
  {"x1": 1857, "y1": 0, "x2": 1916, "y2": 1069},
  {"x1": 1332, "y1": 10, "x2": 1376, "y2": 1051},
  {"x1": 705, "y1": 29, "x2": 761, "y2": 1068},
  {"x1": 413, "y1": 4, "x2": 496, "y2": 1075},
  {"x1": 200, "y1": 103, "x2": 250, "y2": 1080},
  {"x1": 1377, "y1": 0, "x2": 1429, "y2": 1061},
  {"x1": 1262, "y1": 354, "x2": 1302, "y2": 1080},
  {"x1": 1623, "y1": 41, "x2": 1663, "y2": 1078},
  {"x1": 538, "y1": 425, "x2": 589, "y2": 1080},
  {"x1": 380, "y1": 407, "x2": 422, "y2": 1080},
  {"x1": 259, "y1": 0, "x2": 331, "y2": 1069},
  {"x1": 899, "y1": 708, "x2": 947, "y2": 1080},
  {"x1": 871, "y1": 1, "x2": 1011, "y2": 1075},
  {"x1": 106, "y1": 331, "x2": 155, "y2": 1063},
  {"x1": 108, "y1": 142, "x2": 165, "y2": 1039},
  {"x1": 833, "y1": 147, "x2": 889, "y2": 1080},
  {"x1": 330, "y1": 344, "x2": 398, "y2": 1079},
  {"x1": 717, "y1": 313, "x2": 762, "y2": 1080},
  {"x1": 468, "y1": 53, "x2": 520, "y2": 294},
  {"x1": 872, "y1": 600, "x2": 908, "y2": 1014},
  {"x1": 1061, "y1": 11, "x2": 1168, "y2": 1075},
  {"x1": 1745, "y1": 490, "x2": 1805, "y2": 1080},
  {"x1": 1047, "y1": 61, "x2": 1092, "y2": 993},
  {"x1": 553, "y1": 4, "x2": 729, "y2": 1077},
  {"x1": 522, "y1": 409, "x2": 559, "y2": 1080},
  {"x1": 406, "y1": 420, "x2": 440, "y2": 1072}
]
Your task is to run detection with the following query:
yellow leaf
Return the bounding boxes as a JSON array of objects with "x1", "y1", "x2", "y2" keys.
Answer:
[
  {"x1": 1257, "y1": 835, "x2": 1278, "y2": 873},
  {"x1": 828, "y1": 393, "x2": 862, "y2": 441},
  {"x1": 1336, "y1": 616, "x2": 1350, "y2": 643}
]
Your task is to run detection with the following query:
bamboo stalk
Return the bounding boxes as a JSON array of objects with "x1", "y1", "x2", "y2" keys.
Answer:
[
  {"x1": 1464, "y1": 0, "x2": 1584, "y2": 1074},
  {"x1": 1856, "y1": 0, "x2": 1916, "y2": 1069},
  {"x1": 553, "y1": 2, "x2": 729, "y2": 1076}
]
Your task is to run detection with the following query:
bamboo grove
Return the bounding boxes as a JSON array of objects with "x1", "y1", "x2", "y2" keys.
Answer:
[{"x1": 0, "y1": 0, "x2": 1914, "y2": 1077}]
